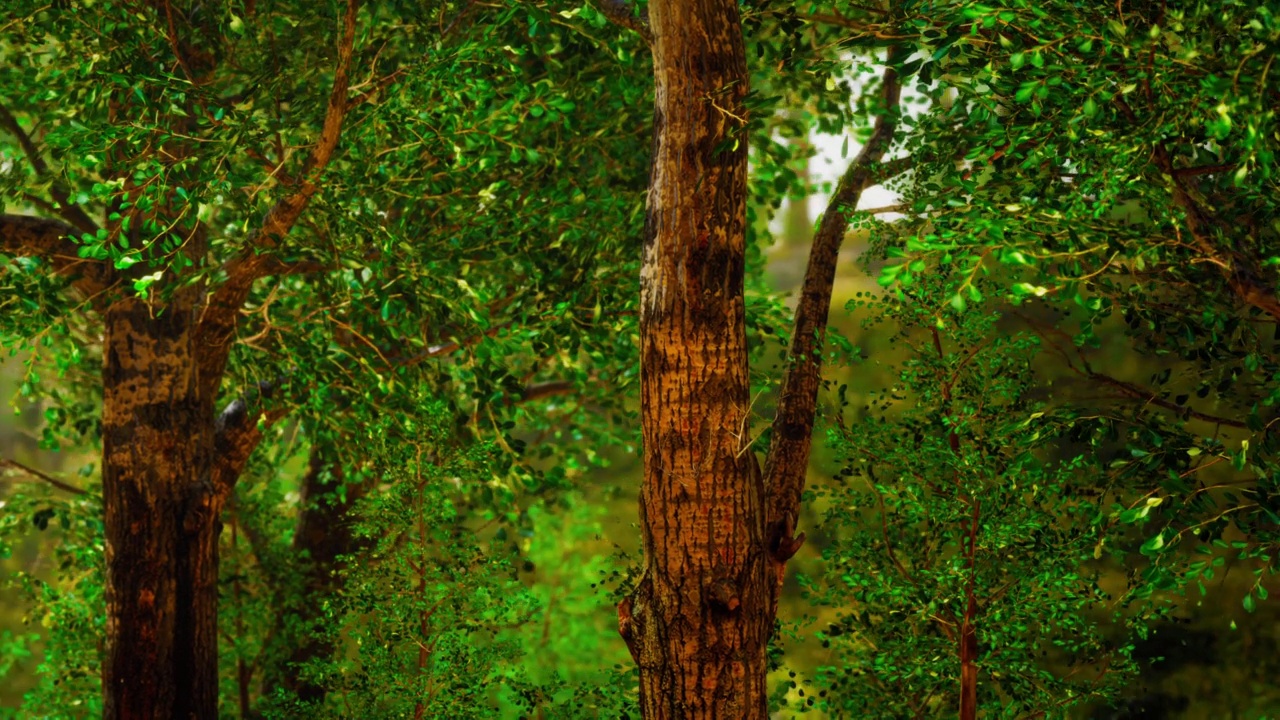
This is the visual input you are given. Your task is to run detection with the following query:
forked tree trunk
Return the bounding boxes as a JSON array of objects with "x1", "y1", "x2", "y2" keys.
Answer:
[
  {"x1": 101, "y1": 297, "x2": 222, "y2": 719},
  {"x1": 620, "y1": 0, "x2": 770, "y2": 717}
]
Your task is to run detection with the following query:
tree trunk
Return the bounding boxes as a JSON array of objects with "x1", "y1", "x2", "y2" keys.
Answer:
[
  {"x1": 621, "y1": 1, "x2": 769, "y2": 717},
  {"x1": 102, "y1": 297, "x2": 221, "y2": 720}
]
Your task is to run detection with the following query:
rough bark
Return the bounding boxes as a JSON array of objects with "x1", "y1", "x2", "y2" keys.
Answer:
[
  {"x1": 2, "y1": 3, "x2": 358, "y2": 717},
  {"x1": 101, "y1": 297, "x2": 221, "y2": 719},
  {"x1": 622, "y1": 0, "x2": 768, "y2": 717}
]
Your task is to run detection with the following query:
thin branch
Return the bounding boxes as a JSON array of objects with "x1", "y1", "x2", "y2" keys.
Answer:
[
  {"x1": 395, "y1": 320, "x2": 519, "y2": 368},
  {"x1": 804, "y1": 12, "x2": 912, "y2": 38},
  {"x1": 163, "y1": 0, "x2": 201, "y2": 84},
  {"x1": 1172, "y1": 163, "x2": 1236, "y2": 177},
  {"x1": 196, "y1": 0, "x2": 360, "y2": 401},
  {"x1": 0, "y1": 458, "x2": 90, "y2": 496},
  {"x1": 870, "y1": 155, "x2": 913, "y2": 185},
  {"x1": 764, "y1": 52, "x2": 903, "y2": 570},
  {"x1": 0, "y1": 102, "x2": 100, "y2": 235},
  {"x1": 864, "y1": 465, "x2": 919, "y2": 587},
  {"x1": 590, "y1": 0, "x2": 652, "y2": 45},
  {"x1": 1086, "y1": 372, "x2": 1249, "y2": 429},
  {"x1": 518, "y1": 380, "x2": 576, "y2": 403},
  {"x1": 441, "y1": 0, "x2": 477, "y2": 39},
  {"x1": 393, "y1": 310, "x2": 636, "y2": 369},
  {"x1": 1115, "y1": 96, "x2": 1280, "y2": 322},
  {"x1": 861, "y1": 203, "x2": 907, "y2": 215}
]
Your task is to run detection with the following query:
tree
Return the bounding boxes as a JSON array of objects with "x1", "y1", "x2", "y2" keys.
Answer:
[
  {"x1": 615, "y1": 1, "x2": 907, "y2": 716},
  {"x1": 0, "y1": 1, "x2": 648, "y2": 716},
  {"x1": 800, "y1": 293, "x2": 1138, "y2": 717},
  {"x1": 864, "y1": 0, "x2": 1279, "y2": 714}
]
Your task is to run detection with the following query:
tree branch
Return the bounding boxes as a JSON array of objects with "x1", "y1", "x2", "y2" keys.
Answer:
[
  {"x1": 0, "y1": 214, "x2": 115, "y2": 307},
  {"x1": 212, "y1": 379, "x2": 293, "y2": 496},
  {"x1": 763, "y1": 55, "x2": 902, "y2": 568},
  {"x1": 804, "y1": 12, "x2": 911, "y2": 38},
  {"x1": 1, "y1": 457, "x2": 90, "y2": 496},
  {"x1": 195, "y1": 0, "x2": 360, "y2": 401},
  {"x1": 871, "y1": 155, "x2": 913, "y2": 185},
  {"x1": 0, "y1": 103, "x2": 100, "y2": 236},
  {"x1": 1114, "y1": 97, "x2": 1280, "y2": 322},
  {"x1": 1086, "y1": 372, "x2": 1249, "y2": 429},
  {"x1": 0, "y1": 102, "x2": 101, "y2": 235},
  {"x1": 591, "y1": 0, "x2": 652, "y2": 45},
  {"x1": 518, "y1": 379, "x2": 576, "y2": 403},
  {"x1": 1172, "y1": 163, "x2": 1235, "y2": 177}
]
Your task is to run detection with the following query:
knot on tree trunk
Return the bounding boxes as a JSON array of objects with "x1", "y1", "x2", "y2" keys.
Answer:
[
  {"x1": 767, "y1": 518, "x2": 806, "y2": 563},
  {"x1": 707, "y1": 578, "x2": 741, "y2": 614},
  {"x1": 182, "y1": 480, "x2": 217, "y2": 535}
]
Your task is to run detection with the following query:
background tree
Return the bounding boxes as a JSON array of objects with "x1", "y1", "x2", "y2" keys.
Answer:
[
  {"x1": 800, "y1": 289, "x2": 1140, "y2": 717},
  {"x1": 867, "y1": 0, "x2": 1280, "y2": 714}
]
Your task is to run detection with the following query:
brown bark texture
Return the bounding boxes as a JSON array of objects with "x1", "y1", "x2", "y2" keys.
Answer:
[
  {"x1": 621, "y1": 2, "x2": 908, "y2": 711},
  {"x1": 0, "y1": 2, "x2": 358, "y2": 717},
  {"x1": 101, "y1": 297, "x2": 222, "y2": 719},
  {"x1": 763, "y1": 58, "x2": 900, "y2": 615},
  {"x1": 623, "y1": 0, "x2": 769, "y2": 717}
]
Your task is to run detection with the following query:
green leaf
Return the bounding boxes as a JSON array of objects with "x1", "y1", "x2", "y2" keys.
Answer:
[{"x1": 1139, "y1": 532, "x2": 1166, "y2": 556}]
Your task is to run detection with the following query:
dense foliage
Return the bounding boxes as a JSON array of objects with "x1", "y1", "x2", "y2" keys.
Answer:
[{"x1": 1, "y1": 0, "x2": 1277, "y2": 717}]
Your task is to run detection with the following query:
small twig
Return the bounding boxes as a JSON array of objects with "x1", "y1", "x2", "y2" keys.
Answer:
[{"x1": 590, "y1": 0, "x2": 652, "y2": 45}]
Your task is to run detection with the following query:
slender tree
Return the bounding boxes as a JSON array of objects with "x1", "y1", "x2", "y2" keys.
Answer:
[{"x1": 608, "y1": 1, "x2": 905, "y2": 715}]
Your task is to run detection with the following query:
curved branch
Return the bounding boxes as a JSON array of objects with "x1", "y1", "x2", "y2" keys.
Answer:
[
  {"x1": 763, "y1": 54, "x2": 903, "y2": 566},
  {"x1": 0, "y1": 457, "x2": 90, "y2": 496},
  {"x1": 0, "y1": 102, "x2": 101, "y2": 236},
  {"x1": 1086, "y1": 372, "x2": 1249, "y2": 429},
  {"x1": 196, "y1": 0, "x2": 360, "y2": 400}
]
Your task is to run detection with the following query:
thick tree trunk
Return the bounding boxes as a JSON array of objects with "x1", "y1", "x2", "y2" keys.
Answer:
[
  {"x1": 102, "y1": 297, "x2": 221, "y2": 720},
  {"x1": 621, "y1": 1, "x2": 769, "y2": 717}
]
